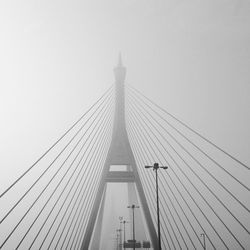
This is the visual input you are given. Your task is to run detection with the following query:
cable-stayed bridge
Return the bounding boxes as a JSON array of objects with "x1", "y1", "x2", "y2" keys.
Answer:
[{"x1": 0, "y1": 58, "x2": 249, "y2": 250}]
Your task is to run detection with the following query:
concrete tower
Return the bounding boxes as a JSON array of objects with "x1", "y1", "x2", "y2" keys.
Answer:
[{"x1": 81, "y1": 56, "x2": 158, "y2": 250}]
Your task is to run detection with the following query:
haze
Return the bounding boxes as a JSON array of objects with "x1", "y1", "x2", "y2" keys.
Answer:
[{"x1": 0, "y1": 0, "x2": 249, "y2": 249}]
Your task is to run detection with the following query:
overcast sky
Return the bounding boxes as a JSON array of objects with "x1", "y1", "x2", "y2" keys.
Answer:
[
  {"x1": 0, "y1": 0, "x2": 249, "y2": 210},
  {"x1": 0, "y1": 1, "x2": 249, "y2": 249}
]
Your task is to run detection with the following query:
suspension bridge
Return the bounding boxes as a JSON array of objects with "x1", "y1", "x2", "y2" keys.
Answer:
[{"x1": 0, "y1": 56, "x2": 249, "y2": 250}]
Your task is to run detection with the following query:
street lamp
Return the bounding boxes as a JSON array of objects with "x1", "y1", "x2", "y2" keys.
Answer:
[
  {"x1": 120, "y1": 220, "x2": 129, "y2": 250},
  {"x1": 127, "y1": 204, "x2": 139, "y2": 250},
  {"x1": 200, "y1": 233, "x2": 206, "y2": 250},
  {"x1": 145, "y1": 163, "x2": 168, "y2": 250},
  {"x1": 119, "y1": 217, "x2": 123, "y2": 249}
]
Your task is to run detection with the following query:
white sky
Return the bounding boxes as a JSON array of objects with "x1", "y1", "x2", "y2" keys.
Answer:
[
  {"x1": 0, "y1": 1, "x2": 249, "y2": 249},
  {"x1": 0, "y1": 0, "x2": 249, "y2": 211}
]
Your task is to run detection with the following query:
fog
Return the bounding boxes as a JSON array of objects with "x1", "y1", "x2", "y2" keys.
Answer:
[{"x1": 0, "y1": 0, "x2": 249, "y2": 249}]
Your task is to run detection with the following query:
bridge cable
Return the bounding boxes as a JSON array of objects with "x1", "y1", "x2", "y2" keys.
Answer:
[
  {"x1": 128, "y1": 94, "x2": 197, "y2": 249},
  {"x1": 0, "y1": 85, "x2": 113, "y2": 199},
  {"x1": 128, "y1": 86, "x2": 249, "y2": 192},
  {"x1": 128, "y1": 95, "x2": 223, "y2": 249},
  {"x1": 127, "y1": 119, "x2": 159, "y2": 221},
  {"x1": 128, "y1": 94, "x2": 245, "y2": 248},
  {"x1": 130, "y1": 99, "x2": 185, "y2": 249},
  {"x1": 56, "y1": 106, "x2": 113, "y2": 249},
  {"x1": 128, "y1": 109, "x2": 197, "y2": 249},
  {"x1": 46, "y1": 120, "x2": 110, "y2": 250},
  {"x1": 128, "y1": 85, "x2": 249, "y2": 171},
  {"x1": 1, "y1": 94, "x2": 113, "y2": 249},
  {"x1": 128, "y1": 130, "x2": 158, "y2": 219},
  {"x1": 72, "y1": 122, "x2": 112, "y2": 250},
  {"x1": 129, "y1": 110, "x2": 186, "y2": 250},
  {"x1": 73, "y1": 126, "x2": 112, "y2": 250},
  {"x1": 128, "y1": 93, "x2": 250, "y2": 236},
  {"x1": 16, "y1": 94, "x2": 113, "y2": 249},
  {"x1": 129, "y1": 91, "x2": 250, "y2": 215},
  {"x1": 0, "y1": 88, "x2": 113, "y2": 226},
  {"x1": 127, "y1": 120, "x2": 170, "y2": 250},
  {"x1": 128, "y1": 111, "x2": 185, "y2": 249},
  {"x1": 72, "y1": 140, "x2": 110, "y2": 249},
  {"x1": 32, "y1": 96, "x2": 113, "y2": 249},
  {"x1": 129, "y1": 109, "x2": 197, "y2": 249},
  {"x1": 128, "y1": 102, "x2": 218, "y2": 249},
  {"x1": 128, "y1": 89, "x2": 250, "y2": 215},
  {"x1": 127, "y1": 133, "x2": 158, "y2": 222},
  {"x1": 71, "y1": 97, "x2": 113, "y2": 250},
  {"x1": 56, "y1": 127, "x2": 110, "y2": 249},
  {"x1": 128, "y1": 93, "x2": 243, "y2": 248},
  {"x1": 128, "y1": 106, "x2": 208, "y2": 249},
  {"x1": 128, "y1": 121, "x2": 176, "y2": 250}
]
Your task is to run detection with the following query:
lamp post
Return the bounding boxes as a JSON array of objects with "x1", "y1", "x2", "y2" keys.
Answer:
[
  {"x1": 127, "y1": 204, "x2": 139, "y2": 250},
  {"x1": 119, "y1": 217, "x2": 123, "y2": 250},
  {"x1": 200, "y1": 233, "x2": 206, "y2": 250},
  {"x1": 145, "y1": 163, "x2": 168, "y2": 250},
  {"x1": 121, "y1": 220, "x2": 129, "y2": 250}
]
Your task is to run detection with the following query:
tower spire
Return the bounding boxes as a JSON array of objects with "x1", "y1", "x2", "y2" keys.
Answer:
[
  {"x1": 118, "y1": 52, "x2": 123, "y2": 67},
  {"x1": 114, "y1": 53, "x2": 126, "y2": 83}
]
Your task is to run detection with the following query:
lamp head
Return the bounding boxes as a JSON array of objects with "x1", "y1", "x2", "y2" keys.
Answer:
[{"x1": 161, "y1": 166, "x2": 168, "y2": 169}]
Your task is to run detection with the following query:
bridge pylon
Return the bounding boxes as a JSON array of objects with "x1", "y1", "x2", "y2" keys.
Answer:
[{"x1": 81, "y1": 55, "x2": 158, "y2": 250}]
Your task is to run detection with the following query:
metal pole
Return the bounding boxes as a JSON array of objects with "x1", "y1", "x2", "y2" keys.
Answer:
[
  {"x1": 155, "y1": 167, "x2": 161, "y2": 250},
  {"x1": 145, "y1": 163, "x2": 168, "y2": 250},
  {"x1": 127, "y1": 205, "x2": 139, "y2": 250},
  {"x1": 122, "y1": 220, "x2": 128, "y2": 250},
  {"x1": 119, "y1": 217, "x2": 123, "y2": 250},
  {"x1": 123, "y1": 221, "x2": 126, "y2": 250},
  {"x1": 132, "y1": 207, "x2": 135, "y2": 250}
]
